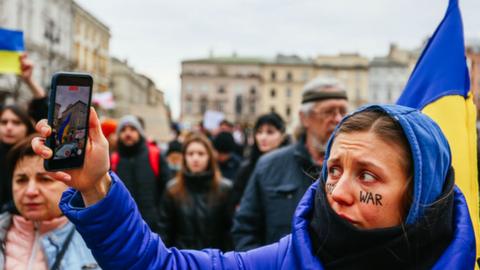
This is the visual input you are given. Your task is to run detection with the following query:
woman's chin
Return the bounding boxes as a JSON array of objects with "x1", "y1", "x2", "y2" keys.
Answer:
[{"x1": 22, "y1": 211, "x2": 48, "y2": 222}]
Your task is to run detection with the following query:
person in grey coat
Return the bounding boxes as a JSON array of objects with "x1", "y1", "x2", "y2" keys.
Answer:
[{"x1": 232, "y1": 77, "x2": 349, "y2": 251}]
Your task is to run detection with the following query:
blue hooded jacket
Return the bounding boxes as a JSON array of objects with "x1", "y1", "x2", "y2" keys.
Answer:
[
  {"x1": 60, "y1": 105, "x2": 476, "y2": 269},
  {"x1": 321, "y1": 104, "x2": 451, "y2": 225}
]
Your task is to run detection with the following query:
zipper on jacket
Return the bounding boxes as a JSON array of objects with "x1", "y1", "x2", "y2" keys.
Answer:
[{"x1": 26, "y1": 221, "x2": 40, "y2": 270}]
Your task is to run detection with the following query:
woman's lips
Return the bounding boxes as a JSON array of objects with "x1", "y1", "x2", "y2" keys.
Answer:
[
  {"x1": 337, "y1": 213, "x2": 358, "y2": 224},
  {"x1": 24, "y1": 203, "x2": 42, "y2": 209}
]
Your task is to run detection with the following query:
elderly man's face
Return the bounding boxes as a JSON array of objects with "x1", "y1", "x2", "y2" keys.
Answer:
[{"x1": 301, "y1": 99, "x2": 348, "y2": 146}]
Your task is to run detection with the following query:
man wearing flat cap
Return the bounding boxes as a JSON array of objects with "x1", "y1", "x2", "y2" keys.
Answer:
[{"x1": 232, "y1": 77, "x2": 348, "y2": 251}]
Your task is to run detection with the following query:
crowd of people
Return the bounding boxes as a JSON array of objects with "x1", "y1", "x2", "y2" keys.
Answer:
[{"x1": 0, "y1": 54, "x2": 477, "y2": 269}]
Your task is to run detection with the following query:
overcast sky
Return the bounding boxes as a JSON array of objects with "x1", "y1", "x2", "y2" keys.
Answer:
[{"x1": 76, "y1": 0, "x2": 480, "y2": 119}]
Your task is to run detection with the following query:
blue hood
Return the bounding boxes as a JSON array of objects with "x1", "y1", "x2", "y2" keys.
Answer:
[{"x1": 321, "y1": 104, "x2": 452, "y2": 224}]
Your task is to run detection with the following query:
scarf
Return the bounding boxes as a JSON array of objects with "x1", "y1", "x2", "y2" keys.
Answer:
[{"x1": 309, "y1": 171, "x2": 455, "y2": 269}]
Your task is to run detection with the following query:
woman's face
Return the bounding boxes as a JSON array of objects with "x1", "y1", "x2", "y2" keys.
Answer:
[
  {"x1": 12, "y1": 156, "x2": 67, "y2": 221},
  {"x1": 0, "y1": 109, "x2": 28, "y2": 145},
  {"x1": 255, "y1": 124, "x2": 283, "y2": 153},
  {"x1": 325, "y1": 131, "x2": 409, "y2": 229},
  {"x1": 185, "y1": 141, "x2": 210, "y2": 173}
]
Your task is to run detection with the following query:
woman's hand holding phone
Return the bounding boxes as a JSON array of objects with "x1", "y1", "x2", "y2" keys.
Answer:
[{"x1": 32, "y1": 107, "x2": 111, "y2": 206}]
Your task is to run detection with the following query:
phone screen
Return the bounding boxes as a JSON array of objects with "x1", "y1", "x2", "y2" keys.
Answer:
[{"x1": 51, "y1": 85, "x2": 90, "y2": 160}]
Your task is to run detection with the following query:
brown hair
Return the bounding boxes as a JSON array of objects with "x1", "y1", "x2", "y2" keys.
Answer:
[
  {"x1": 1, "y1": 105, "x2": 36, "y2": 139},
  {"x1": 169, "y1": 133, "x2": 223, "y2": 201},
  {"x1": 6, "y1": 134, "x2": 40, "y2": 180},
  {"x1": 335, "y1": 109, "x2": 414, "y2": 219}
]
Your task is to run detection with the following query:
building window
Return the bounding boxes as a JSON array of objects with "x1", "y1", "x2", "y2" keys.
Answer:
[
  {"x1": 302, "y1": 70, "x2": 309, "y2": 81},
  {"x1": 286, "y1": 72, "x2": 293, "y2": 82},
  {"x1": 271, "y1": 71, "x2": 276, "y2": 81},
  {"x1": 185, "y1": 84, "x2": 193, "y2": 93},
  {"x1": 270, "y1": 106, "x2": 276, "y2": 113},
  {"x1": 286, "y1": 106, "x2": 291, "y2": 117},
  {"x1": 200, "y1": 97, "x2": 208, "y2": 114},
  {"x1": 235, "y1": 95, "x2": 242, "y2": 115},
  {"x1": 286, "y1": 88, "x2": 292, "y2": 97},
  {"x1": 270, "y1": 88, "x2": 276, "y2": 98},
  {"x1": 214, "y1": 100, "x2": 223, "y2": 112},
  {"x1": 250, "y1": 86, "x2": 256, "y2": 95},
  {"x1": 218, "y1": 86, "x2": 225, "y2": 94},
  {"x1": 201, "y1": 84, "x2": 209, "y2": 93},
  {"x1": 185, "y1": 101, "x2": 192, "y2": 114}
]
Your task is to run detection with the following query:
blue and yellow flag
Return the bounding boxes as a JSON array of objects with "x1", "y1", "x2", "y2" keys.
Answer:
[
  {"x1": 397, "y1": 0, "x2": 479, "y2": 258},
  {"x1": 58, "y1": 113, "x2": 72, "y2": 145},
  {"x1": 0, "y1": 28, "x2": 24, "y2": 74}
]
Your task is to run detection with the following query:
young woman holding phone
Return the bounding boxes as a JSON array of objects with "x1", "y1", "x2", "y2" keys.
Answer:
[{"x1": 31, "y1": 105, "x2": 476, "y2": 269}]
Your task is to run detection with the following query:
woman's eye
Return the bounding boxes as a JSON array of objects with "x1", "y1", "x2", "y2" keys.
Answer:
[
  {"x1": 39, "y1": 176, "x2": 54, "y2": 182},
  {"x1": 328, "y1": 167, "x2": 341, "y2": 178},
  {"x1": 15, "y1": 178, "x2": 27, "y2": 184},
  {"x1": 360, "y1": 172, "x2": 376, "y2": 182}
]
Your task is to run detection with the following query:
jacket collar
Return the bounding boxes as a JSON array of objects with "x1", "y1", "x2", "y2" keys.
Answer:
[
  {"x1": 289, "y1": 182, "x2": 476, "y2": 269},
  {"x1": 293, "y1": 138, "x2": 322, "y2": 181},
  {"x1": 290, "y1": 182, "x2": 324, "y2": 269}
]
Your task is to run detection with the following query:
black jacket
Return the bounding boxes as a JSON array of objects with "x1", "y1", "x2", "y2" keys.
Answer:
[
  {"x1": 232, "y1": 139, "x2": 321, "y2": 251},
  {"x1": 0, "y1": 143, "x2": 13, "y2": 209},
  {"x1": 114, "y1": 140, "x2": 171, "y2": 233},
  {"x1": 231, "y1": 137, "x2": 291, "y2": 208},
  {"x1": 158, "y1": 172, "x2": 233, "y2": 251},
  {"x1": 218, "y1": 153, "x2": 242, "y2": 180}
]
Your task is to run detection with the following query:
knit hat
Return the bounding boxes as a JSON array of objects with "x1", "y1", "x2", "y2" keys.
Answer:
[
  {"x1": 166, "y1": 140, "x2": 182, "y2": 156},
  {"x1": 116, "y1": 115, "x2": 146, "y2": 138},
  {"x1": 254, "y1": 113, "x2": 286, "y2": 133},
  {"x1": 302, "y1": 77, "x2": 348, "y2": 104},
  {"x1": 212, "y1": 132, "x2": 236, "y2": 153}
]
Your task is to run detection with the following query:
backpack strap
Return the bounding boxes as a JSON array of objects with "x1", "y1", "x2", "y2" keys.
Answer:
[
  {"x1": 147, "y1": 144, "x2": 160, "y2": 177},
  {"x1": 110, "y1": 152, "x2": 119, "y2": 172}
]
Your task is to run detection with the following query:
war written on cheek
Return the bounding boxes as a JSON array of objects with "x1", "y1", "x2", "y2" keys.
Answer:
[{"x1": 359, "y1": 190, "x2": 383, "y2": 206}]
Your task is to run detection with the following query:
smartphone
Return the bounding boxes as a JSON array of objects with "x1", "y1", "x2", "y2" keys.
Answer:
[{"x1": 44, "y1": 72, "x2": 93, "y2": 171}]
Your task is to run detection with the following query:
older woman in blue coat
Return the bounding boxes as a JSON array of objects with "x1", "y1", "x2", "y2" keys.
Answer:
[{"x1": 32, "y1": 105, "x2": 476, "y2": 269}]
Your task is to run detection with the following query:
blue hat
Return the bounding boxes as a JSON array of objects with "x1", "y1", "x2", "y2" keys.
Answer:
[{"x1": 321, "y1": 104, "x2": 451, "y2": 225}]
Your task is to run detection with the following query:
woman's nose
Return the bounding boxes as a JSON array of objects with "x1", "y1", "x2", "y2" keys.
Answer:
[
  {"x1": 257, "y1": 134, "x2": 266, "y2": 142},
  {"x1": 5, "y1": 122, "x2": 14, "y2": 130},
  {"x1": 330, "y1": 176, "x2": 355, "y2": 206},
  {"x1": 25, "y1": 180, "x2": 39, "y2": 196}
]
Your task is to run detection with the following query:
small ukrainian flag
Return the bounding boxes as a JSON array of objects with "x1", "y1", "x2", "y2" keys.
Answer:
[{"x1": 0, "y1": 28, "x2": 24, "y2": 74}]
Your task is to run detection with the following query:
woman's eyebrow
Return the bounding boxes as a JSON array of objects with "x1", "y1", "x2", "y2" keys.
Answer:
[
  {"x1": 327, "y1": 156, "x2": 385, "y2": 171},
  {"x1": 327, "y1": 157, "x2": 340, "y2": 164},
  {"x1": 356, "y1": 160, "x2": 384, "y2": 171},
  {"x1": 13, "y1": 173, "x2": 27, "y2": 178}
]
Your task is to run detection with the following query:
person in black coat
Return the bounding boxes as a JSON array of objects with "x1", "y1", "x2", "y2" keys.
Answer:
[
  {"x1": 232, "y1": 77, "x2": 349, "y2": 251},
  {"x1": 212, "y1": 132, "x2": 242, "y2": 180},
  {"x1": 158, "y1": 133, "x2": 233, "y2": 251},
  {"x1": 231, "y1": 113, "x2": 290, "y2": 208},
  {"x1": 111, "y1": 115, "x2": 171, "y2": 233}
]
